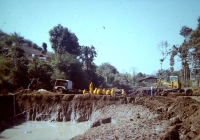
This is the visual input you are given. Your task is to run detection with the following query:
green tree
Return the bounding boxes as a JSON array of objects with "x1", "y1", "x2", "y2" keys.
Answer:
[
  {"x1": 10, "y1": 47, "x2": 29, "y2": 89},
  {"x1": 169, "y1": 24, "x2": 194, "y2": 82},
  {"x1": 185, "y1": 17, "x2": 200, "y2": 81},
  {"x1": 79, "y1": 45, "x2": 97, "y2": 72},
  {"x1": 23, "y1": 39, "x2": 33, "y2": 47},
  {"x1": 49, "y1": 24, "x2": 80, "y2": 56},
  {"x1": 0, "y1": 56, "x2": 13, "y2": 91},
  {"x1": 169, "y1": 41, "x2": 191, "y2": 82},
  {"x1": 4, "y1": 32, "x2": 24, "y2": 47},
  {"x1": 189, "y1": 17, "x2": 200, "y2": 68},
  {"x1": 42, "y1": 42, "x2": 47, "y2": 54},
  {"x1": 50, "y1": 52, "x2": 89, "y2": 89},
  {"x1": 96, "y1": 63, "x2": 118, "y2": 86},
  {"x1": 28, "y1": 59, "x2": 53, "y2": 90},
  {"x1": 0, "y1": 47, "x2": 29, "y2": 91}
]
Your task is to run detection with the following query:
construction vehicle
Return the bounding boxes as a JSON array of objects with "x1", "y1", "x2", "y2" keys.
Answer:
[
  {"x1": 53, "y1": 79, "x2": 73, "y2": 94},
  {"x1": 158, "y1": 76, "x2": 193, "y2": 96}
]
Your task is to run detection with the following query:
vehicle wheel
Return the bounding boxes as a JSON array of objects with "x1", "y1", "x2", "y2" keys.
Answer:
[
  {"x1": 56, "y1": 88, "x2": 63, "y2": 94},
  {"x1": 185, "y1": 89, "x2": 193, "y2": 96}
]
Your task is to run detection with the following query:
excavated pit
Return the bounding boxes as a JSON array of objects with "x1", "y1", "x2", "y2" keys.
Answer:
[{"x1": 1, "y1": 90, "x2": 200, "y2": 140}]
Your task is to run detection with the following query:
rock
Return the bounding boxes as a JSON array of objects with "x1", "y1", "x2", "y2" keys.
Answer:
[
  {"x1": 126, "y1": 97, "x2": 134, "y2": 103},
  {"x1": 90, "y1": 117, "x2": 111, "y2": 127},
  {"x1": 157, "y1": 108, "x2": 163, "y2": 113},
  {"x1": 169, "y1": 116, "x2": 182, "y2": 126},
  {"x1": 38, "y1": 89, "x2": 47, "y2": 92},
  {"x1": 136, "y1": 113, "x2": 140, "y2": 119},
  {"x1": 90, "y1": 120, "x2": 101, "y2": 127},
  {"x1": 102, "y1": 117, "x2": 111, "y2": 124}
]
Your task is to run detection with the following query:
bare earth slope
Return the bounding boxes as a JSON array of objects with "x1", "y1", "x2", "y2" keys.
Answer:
[{"x1": 72, "y1": 96, "x2": 200, "y2": 140}]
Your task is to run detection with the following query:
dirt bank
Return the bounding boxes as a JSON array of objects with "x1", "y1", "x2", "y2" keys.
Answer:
[
  {"x1": 14, "y1": 90, "x2": 134, "y2": 122},
  {"x1": 1, "y1": 90, "x2": 200, "y2": 139}
]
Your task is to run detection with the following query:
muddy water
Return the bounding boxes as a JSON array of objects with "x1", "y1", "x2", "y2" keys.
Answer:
[{"x1": 0, "y1": 121, "x2": 89, "y2": 140}]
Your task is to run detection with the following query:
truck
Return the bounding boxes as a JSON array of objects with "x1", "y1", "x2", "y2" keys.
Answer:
[
  {"x1": 157, "y1": 76, "x2": 193, "y2": 96},
  {"x1": 53, "y1": 79, "x2": 73, "y2": 94}
]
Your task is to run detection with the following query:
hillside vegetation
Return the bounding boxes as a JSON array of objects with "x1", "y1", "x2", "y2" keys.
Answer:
[
  {"x1": 0, "y1": 26, "x2": 148, "y2": 93},
  {"x1": 1, "y1": 16, "x2": 200, "y2": 93}
]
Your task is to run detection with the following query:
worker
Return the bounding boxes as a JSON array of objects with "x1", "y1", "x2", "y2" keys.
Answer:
[
  {"x1": 93, "y1": 88, "x2": 97, "y2": 95},
  {"x1": 151, "y1": 86, "x2": 154, "y2": 99},
  {"x1": 83, "y1": 89, "x2": 87, "y2": 95},
  {"x1": 89, "y1": 82, "x2": 93, "y2": 94},
  {"x1": 111, "y1": 88, "x2": 115, "y2": 96},
  {"x1": 106, "y1": 89, "x2": 111, "y2": 95},
  {"x1": 97, "y1": 88, "x2": 102, "y2": 95},
  {"x1": 121, "y1": 89, "x2": 126, "y2": 96}
]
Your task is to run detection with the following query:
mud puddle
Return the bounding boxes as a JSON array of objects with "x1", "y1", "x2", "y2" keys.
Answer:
[{"x1": 0, "y1": 121, "x2": 89, "y2": 140}]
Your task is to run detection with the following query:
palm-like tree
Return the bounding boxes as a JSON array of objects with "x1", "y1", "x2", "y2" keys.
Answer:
[
  {"x1": 4, "y1": 32, "x2": 24, "y2": 47},
  {"x1": 10, "y1": 32, "x2": 24, "y2": 47}
]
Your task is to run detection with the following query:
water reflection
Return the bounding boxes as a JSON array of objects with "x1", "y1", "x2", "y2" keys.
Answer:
[{"x1": 0, "y1": 121, "x2": 89, "y2": 140}]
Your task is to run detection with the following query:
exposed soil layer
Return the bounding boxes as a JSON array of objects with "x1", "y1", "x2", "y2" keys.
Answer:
[
  {"x1": 73, "y1": 95, "x2": 200, "y2": 140},
  {"x1": 1, "y1": 89, "x2": 200, "y2": 140}
]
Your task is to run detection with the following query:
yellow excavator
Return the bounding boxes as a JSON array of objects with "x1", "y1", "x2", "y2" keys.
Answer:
[
  {"x1": 168, "y1": 76, "x2": 181, "y2": 89},
  {"x1": 157, "y1": 76, "x2": 193, "y2": 96}
]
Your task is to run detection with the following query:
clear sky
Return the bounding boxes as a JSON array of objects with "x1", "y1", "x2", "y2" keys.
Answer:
[{"x1": 0, "y1": 0, "x2": 200, "y2": 74}]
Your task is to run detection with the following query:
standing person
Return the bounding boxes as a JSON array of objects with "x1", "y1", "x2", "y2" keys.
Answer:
[
  {"x1": 89, "y1": 82, "x2": 93, "y2": 94},
  {"x1": 151, "y1": 86, "x2": 154, "y2": 99}
]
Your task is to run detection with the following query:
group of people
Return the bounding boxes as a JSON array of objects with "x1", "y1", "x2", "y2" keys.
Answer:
[
  {"x1": 83, "y1": 82, "x2": 155, "y2": 98},
  {"x1": 82, "y1": 82, "x2": 127, "y2": 96}
]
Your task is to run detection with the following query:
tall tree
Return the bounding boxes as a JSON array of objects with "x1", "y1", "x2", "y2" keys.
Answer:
[
  {"x1": 28, "y1": 60, "x2": 53, "y2": 90},
  {"x1": 170, "y1": 42, "x2": 191, "y2": 82},
  {"x1": 96, "y1": 63, "x2": 118, "y2": 86},
  {"x1": 50, "y1": 52, "x2": 89, "y2": 89},
  {"x1": 179, "y1": 25, "x2": 193, "y2": 82},
  {"x1": 169, "y1": 25, "x2": 194, "y2": 82},
  {"x1": 188, "y1": 17, "x2": 200, "y2": 80},
  {"x1": 49, "y1": 24, "x2": 80, "y2": 56},
  {"x1": 157, "y1": 41, "x2": 170, "y2": 76},
  {"x1": 79, "y1": 45, "x2": 97, "y2": 72},
  {"x1": 42, "y1": 42, "x2": 47, "y2": 54},
  {"x1": 97, "y1": 63, "x2": 118, "y2": 77}
]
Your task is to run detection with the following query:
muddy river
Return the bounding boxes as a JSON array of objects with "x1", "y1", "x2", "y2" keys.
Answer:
[{"x1": 0, "y1": 121, "x2": 89, "y2": 140}]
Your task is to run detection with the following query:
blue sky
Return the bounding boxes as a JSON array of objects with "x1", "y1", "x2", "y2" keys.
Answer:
[{"x1": 0, "y1": 0, "x2": 200, "y2": 74}]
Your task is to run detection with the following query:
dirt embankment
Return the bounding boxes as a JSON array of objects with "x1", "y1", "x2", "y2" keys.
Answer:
[
  {"x1": 14, "y1": 90, "x2": 134, "y2": 122},
  {"x1": 1, "y1": 89, "x2": 200, "y2": 140}
]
